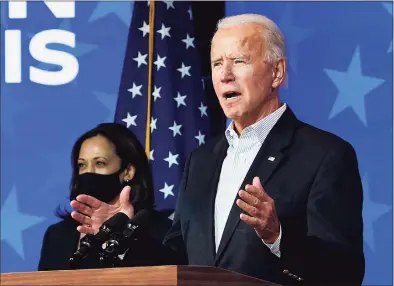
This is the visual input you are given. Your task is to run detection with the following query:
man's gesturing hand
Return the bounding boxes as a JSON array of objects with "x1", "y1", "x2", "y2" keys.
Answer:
[{"x1": 236, "y1": 176, "x2": 280, "y2": 244}]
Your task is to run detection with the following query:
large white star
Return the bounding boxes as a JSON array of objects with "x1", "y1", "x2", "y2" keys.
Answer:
[
  {"x1": 164, "y1": 151, "x2": 179, "y2": 168},
  {"x1": 174, "y1": 92, "x2": 187, "y2": 108},
  {"x1": 133, "y1": 51, "x2": 147, "y2": 67},
  {"x1": 122, "y1": 113, "x2": 137, "y2": 127},
  {"x1": 157, "y1": 23, "x2": 171, "y2": 40},
  {"x1": 127, "y1": 82, "x2": 143, "y2": 98},
  {"x1": 159, "y1": 182, "x2": 175, "y2": 199},
  {"x1": 198, "y1": 102, "x2": 208, "y2": 117},
  {"x1": 139, "y1": 21, "x2": 149, "y2": 37},
  {"x1": 152, "y1": 85, "x2": 162, "y2": 102},
  {"x1": 177, "y1": 63, "x2": 191, "y2": 78},
  {"x1": 279, "y1": 4, "x2": 313, "y2": 73},
  {"x1": 1, "y1": 186, "x2": 46, "y2": 259},
  {"x1": 93, "y1": 91, "x2": 117, "y2": 122},
  {"x1": 150, "y1": 117, "x2": 157, "y2": 133},
  {"x1": 195, "y1": 131, "x2": 206, "y2": 146},
  {"x1": 163, "y1": 1, "x2": 175, "y2": 10},
  {"x1": 324, "y1": 46, "x2": 385, "y2": 127},
  {"x1": 182, "y1": 34, "x2": 195, "y2": 49},
  {"x1": 169, "y1": 121, "x2": 182, "y2": 137},
  {"x1": 88, "y1": 2, "x2": 133, "y2": 27},
  {"x1": 154, "y1": 54, "x2": 167, "y2": 71}
]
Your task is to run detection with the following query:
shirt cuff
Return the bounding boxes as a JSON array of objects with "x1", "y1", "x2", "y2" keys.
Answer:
[{"x1": 262, "y1": 224, "x2": 282, "y2": 258}]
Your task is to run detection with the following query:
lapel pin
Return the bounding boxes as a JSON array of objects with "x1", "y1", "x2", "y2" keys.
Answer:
[{"x1": 268, "y1": 156, "x2": 275, "y2": 162}]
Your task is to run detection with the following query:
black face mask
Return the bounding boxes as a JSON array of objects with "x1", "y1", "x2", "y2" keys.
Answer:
[{"x1": 73, "y1": 172, "x2": 125, "y2": 203}]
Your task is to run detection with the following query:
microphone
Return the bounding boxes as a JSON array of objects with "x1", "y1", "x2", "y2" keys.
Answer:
[
  {"x1": 69, "y1": 212, "x2": 129, "y2": 267},
  {"x1": 101, "y1": 209, "x2": 152, "y2": 260}
]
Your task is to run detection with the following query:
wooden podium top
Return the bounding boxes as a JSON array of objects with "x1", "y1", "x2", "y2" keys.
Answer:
[{"x1": 0, "y1": 265, "x2": 279, "y2": 285}]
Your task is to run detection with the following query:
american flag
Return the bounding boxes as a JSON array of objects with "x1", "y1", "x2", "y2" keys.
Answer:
[{"x1": 114, "y1": 1, "x2": 210, "y2": 211}]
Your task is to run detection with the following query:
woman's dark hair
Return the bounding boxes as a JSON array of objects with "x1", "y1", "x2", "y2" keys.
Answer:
[{"x1": 56, "y1": 123, "x2": 155, "y2": 218}]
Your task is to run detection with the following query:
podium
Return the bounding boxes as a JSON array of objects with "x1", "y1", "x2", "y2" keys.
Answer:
[{"x1": 0, "y1": 265, "x2": 279, "y2": 285}]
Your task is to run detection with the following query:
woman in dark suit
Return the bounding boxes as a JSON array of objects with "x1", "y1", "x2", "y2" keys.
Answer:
[{"x1": 38, "y1": 123, "x2": 173, "y2": 271}]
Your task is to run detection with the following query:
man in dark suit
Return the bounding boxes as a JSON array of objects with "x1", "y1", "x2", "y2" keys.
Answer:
[
  {"x1": 71, "y1": 13, "x2": 364, "y2": 285},
  {"x1": 163, "y1": 13, "x2": 364, "y2": 285}
]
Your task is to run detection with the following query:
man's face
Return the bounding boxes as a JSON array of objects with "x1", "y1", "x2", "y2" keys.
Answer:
[{"x1": 211, "y1": 24, "x2": 280, "y2": 130}]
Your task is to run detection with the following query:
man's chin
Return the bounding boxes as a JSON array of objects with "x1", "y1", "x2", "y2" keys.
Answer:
[{"x1": 223, "y1": 111, "x2": 241, "y2": 122}]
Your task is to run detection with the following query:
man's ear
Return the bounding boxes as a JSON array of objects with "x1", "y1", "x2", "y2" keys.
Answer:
[{"x1": 272, "y1": 58, "x2": 287, "y2": 89}]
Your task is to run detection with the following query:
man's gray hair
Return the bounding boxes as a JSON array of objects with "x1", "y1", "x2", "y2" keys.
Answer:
[{"x1": 216, "y1": 14, "x2": 286, "y2": 64}]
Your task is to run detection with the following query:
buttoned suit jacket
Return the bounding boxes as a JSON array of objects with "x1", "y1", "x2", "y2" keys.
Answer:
[{"x1": 163, "y1": 107, "x2": 365, "y2": 285}]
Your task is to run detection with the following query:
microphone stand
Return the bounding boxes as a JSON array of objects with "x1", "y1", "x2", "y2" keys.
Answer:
[{"x1": 99, "y1": 232, "x2": 124, "y2": 268}]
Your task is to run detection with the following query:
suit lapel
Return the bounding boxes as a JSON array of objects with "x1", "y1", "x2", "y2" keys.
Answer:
[
  {"x1": 214, "y1": 108, "x2": 300, "y2": 264},
  {"x1": 198, "y1": 137, "x2": 228, "y2": 265}
]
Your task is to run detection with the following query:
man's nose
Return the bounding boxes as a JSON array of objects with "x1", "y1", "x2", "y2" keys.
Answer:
[{"x1": 220, "y1": 64, "x2": 235, "y2": 83}]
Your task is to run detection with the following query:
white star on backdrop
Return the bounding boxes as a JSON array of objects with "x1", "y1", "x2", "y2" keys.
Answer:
[
  {"x1": 198, "y1": 102, "x2": 208, "y2": 117},
  {"x1": 154, "y1": 54, "x2": 167, "y2": 71},
  {"x1": 169, "y1": 121, "x2": 182, "y2": 137},
  {"x1": 152, "y1": 86, "x2": 162, "y2": 101},
  {"x1": 88, "y1": 2, "x2": 133, "y2": 27},
  {"x1": 139, "y1": 21, "x2": 149, "y2": 37},
  {"x1": 163, "y1": 1, "x2": 175, "y2": 10},
  {"x1": 122, "y1": 113, "x2": 137, "y2": 127},
  {"x1": 187, "y1": 6, "x2": 193, "y2": 20},
  {"x1": 324, "y1": 46, "x2": 385, "y2": 126},
  {"x1": 133, "y1": 51, "x2": 148, "y2": 67},
  {"x1": 159, "y1": 182, "x2": 175, "y2": 199},
  {"x1": 93, "y1": 91, "x2": 117, "y2": 122},
  {"x1": 177, "y1": 63, "x2": 191, "y2": 78},
  {"x1": 149, "y1": 150, "x2": 155, "y2": 161},
  {"x1": 182, "y1": 34, "x2": 195, "y2": 49},
  {"x1": 1, "y1": 186, "x2": 46, "y2": 259},
  {"x1": 157, "y1": 23, "x2": 171, "y2": 39},
  {"x1": 164, "y1": 151, "x2": 179, "y2": 168},
  {"x1": 128, "y1": 83, "x2": 143, "y2": 98},
  {"x1": 195, "y1": 131, "x2": 206, "y2": 146},
  {"x1": 174, "y1": 92, "x2": 187, "y2": 107},
  {"x1": 150, "y1": 117, "x2": 158, "y2": 133},
  {"x1": 278, "y1": 3, "x2": 313, "y2": 73}
]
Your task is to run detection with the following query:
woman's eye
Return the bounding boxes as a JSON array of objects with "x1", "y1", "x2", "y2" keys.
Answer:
[
  {"x1": 77, "y1": 163, "x2": 85, "y2": 168},
  {"x1": 96, "y1": 161, "x2": 105, "y2": 167}
]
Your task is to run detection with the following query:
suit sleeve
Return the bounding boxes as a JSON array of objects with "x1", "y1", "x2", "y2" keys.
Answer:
[{"x1": 279, "y1": 142, "x2": 365, "y2": 285}]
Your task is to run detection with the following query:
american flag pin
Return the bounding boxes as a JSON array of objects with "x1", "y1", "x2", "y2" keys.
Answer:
[{"x1": 268, "y1": 156, "x2": 275, "y2": 162}]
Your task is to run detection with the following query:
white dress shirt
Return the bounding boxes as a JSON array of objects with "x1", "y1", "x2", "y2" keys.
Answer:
[{"x1": 214, "y1": 104, "x2": 287, "y2": 257}]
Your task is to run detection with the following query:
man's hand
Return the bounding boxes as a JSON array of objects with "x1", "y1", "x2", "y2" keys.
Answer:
[
  {"x1": 70, "y1": 186, "x2": 134, "y2": 235},
  {"x1": 236, "y1": 176, "x2": 280, "y2": 243}
]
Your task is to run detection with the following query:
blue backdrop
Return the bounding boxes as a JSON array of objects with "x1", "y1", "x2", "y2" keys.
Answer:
[{"x1": 1, "y1": 2, "x2": 392, "y2": 285}]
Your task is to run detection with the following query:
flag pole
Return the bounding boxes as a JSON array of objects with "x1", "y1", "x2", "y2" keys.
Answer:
[{"x1": 145, "y1": 0, "x2": 155, "y2": 158}]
